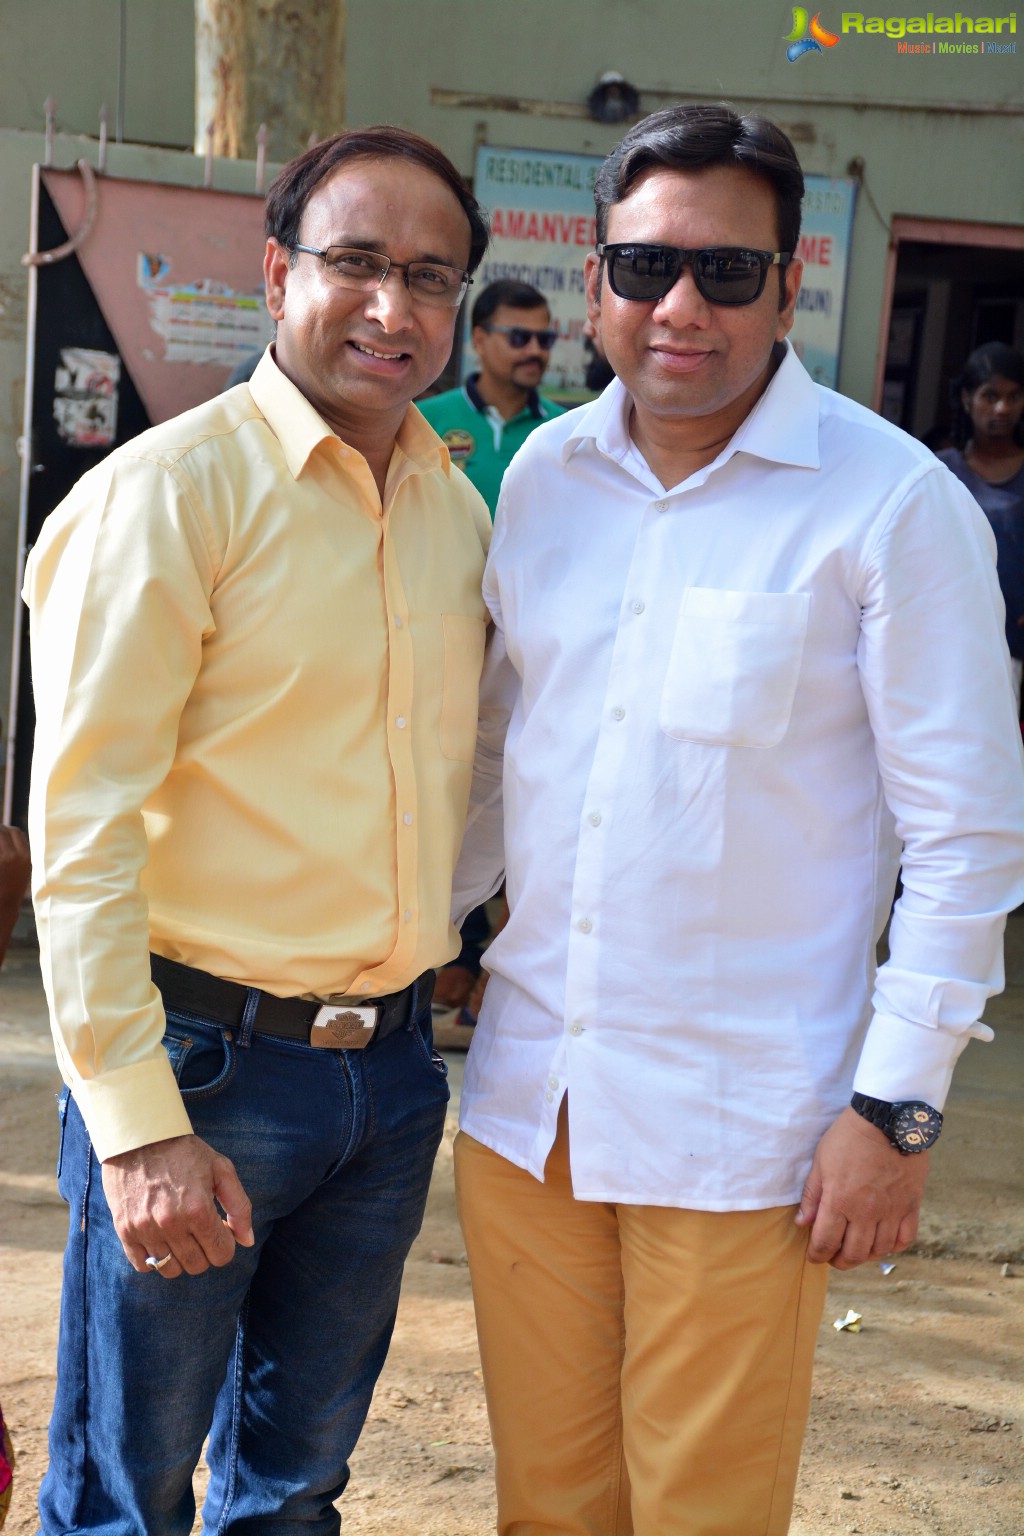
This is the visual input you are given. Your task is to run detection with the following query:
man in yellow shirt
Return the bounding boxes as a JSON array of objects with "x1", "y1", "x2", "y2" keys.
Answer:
[{"x1": 25, "y1": 126, "x2": 491, "y2": 1536}]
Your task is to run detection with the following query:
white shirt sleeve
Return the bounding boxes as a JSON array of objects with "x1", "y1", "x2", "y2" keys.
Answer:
[
  {"x1": 451, "y1": 552, "x2": 515, "y2": 927},
  {"x1": 854, "y1": 464, "x2": 1024, "y2": 1107}
]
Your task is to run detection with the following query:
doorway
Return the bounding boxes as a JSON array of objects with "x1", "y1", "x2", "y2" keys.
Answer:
[{"x1": 873, "y1": 217, "x2": 1024, "y2": 447}]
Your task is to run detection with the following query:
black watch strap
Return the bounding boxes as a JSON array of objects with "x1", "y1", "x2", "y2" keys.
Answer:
[{"x1": 850, "y1": 1091, "x2": 893, "y2": 1131}]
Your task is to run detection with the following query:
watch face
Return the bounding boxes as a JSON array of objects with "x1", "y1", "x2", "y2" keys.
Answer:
[{"x1": 892, "y1": 1101, "x2": 942, "y2": 1152}]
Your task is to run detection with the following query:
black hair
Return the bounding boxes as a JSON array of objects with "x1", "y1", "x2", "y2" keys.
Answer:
[
  {"x1": 265, "y1": 125, "x2": 489, "y2": 275},
  {"x1": 949, "y1": 342, "x2": 1024, "y2": 449},
  {"x1": 593, "y1": 104, "x2": 804, "y2": 305},
  {"x1": 471, "y1": 279, "x2": 549, "y2": 329}
]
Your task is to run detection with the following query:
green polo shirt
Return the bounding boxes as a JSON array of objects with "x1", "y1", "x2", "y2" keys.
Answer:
[{"x1": 418, "y1": 374, "x2": 566, "y2": 517}]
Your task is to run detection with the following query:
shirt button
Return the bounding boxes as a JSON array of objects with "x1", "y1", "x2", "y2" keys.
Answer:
[
  {"x1": 548, "y1": 1075, "x2": 559, "y2": 1090},
  {"x1": 570, "y1": 1022, "x2": 583, "y2": 1036},
  {"x1": 588, "y1": 811, "x2": 602, "y2": 827},
  {"x1": 403, "y1": 812, "x2": 413, "y2": 826},
  {"x1": 394, "y1": 615, "x2": 403, "y2": 629},
  {"x1": 577, "y1": 917, "x2": 592, "y2": 933},
  {"x1": 360, "y1": 982, "x2": 372, "y2": 993},
  {"x1": 655, "y1": 499, "x2": 668, "y2": 512},
  {"x1": 404, "y1": 909, "x2": 412, "y2": 923},
  {"x1": 631, "y1": 599, "x2": 645, "y2": 615},
  {"x1": 611, "y1": 706, "x2": 625, "y2": 721},
  {"x1": 545, "y1": 1091, "x2": 554, "y2": 1103},
  {"x1": 396, "y1": 715, "x2": 407, "y2": 729}
]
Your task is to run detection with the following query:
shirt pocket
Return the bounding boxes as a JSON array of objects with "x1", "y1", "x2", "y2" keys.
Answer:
[
  {"x1": 440, "y1": 613, "x2": 487, "y2": 763},
  {"x1": 659, "y1": 587, "x2": 811, "y2": 749}
]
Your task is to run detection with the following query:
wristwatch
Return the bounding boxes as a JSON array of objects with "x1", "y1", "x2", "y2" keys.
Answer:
[{"x1": 850, "y1": 1092, "x2": 943, "y2": 1154}]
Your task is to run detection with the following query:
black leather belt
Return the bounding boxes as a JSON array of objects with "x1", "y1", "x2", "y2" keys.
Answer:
[{"x1": 151, "y1": 954, "x2": 434, "y2": 1051}]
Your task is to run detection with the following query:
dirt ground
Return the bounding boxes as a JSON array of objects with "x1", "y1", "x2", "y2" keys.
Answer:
[{"x1": 1, "y1": 918, "x2": 1022, "y2": 1536}]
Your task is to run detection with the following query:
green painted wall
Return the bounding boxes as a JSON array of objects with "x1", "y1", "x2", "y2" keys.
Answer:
[{"x1": 0, "y1": 0, "x2": 195, "y2": 146}]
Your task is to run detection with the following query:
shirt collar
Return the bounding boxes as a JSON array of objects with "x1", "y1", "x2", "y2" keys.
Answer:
[
  {"x1": 562, "y1": 341, "x2": 820, "y2": 473},
  {"x1": 730, "y1": 342, "x2": 821, "y2": 470},
  {"x1": 249, "y1": 346, "x2": 450, "y2": 481},
  {"x1": 394, "y1": 399, "x2": 453, "y2": 477},
  {"x1": 465, "y1": 372, "x2": 545, "y2": 420}
]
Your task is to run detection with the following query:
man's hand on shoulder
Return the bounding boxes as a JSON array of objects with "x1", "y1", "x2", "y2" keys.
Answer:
[
  {"x1": 795, "y1": 1107, "x2": 929, "y2": 1270},
  {"x1": 101, "y1": 1133, "x2": 255, "y2": 1278}
]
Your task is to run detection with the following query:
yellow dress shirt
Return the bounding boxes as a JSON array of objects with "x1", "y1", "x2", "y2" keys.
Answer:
[{"x1": 25, "y1": 348, "x2": 491, "y2": 1161}]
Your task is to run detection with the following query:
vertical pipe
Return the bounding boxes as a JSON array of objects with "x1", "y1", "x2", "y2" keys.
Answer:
[
  {"x1": 255, "y1": 122, "x2": 268, "y2": 194},
  {"x1": 5, "y1": 166, "x2": 41, "y2": 823},
  {"x1": 116, "y1": 0, "x2": 127, "y2": 142},
  {"x1": 43, "y1": 97, "x2": 55, "y2": 167}
]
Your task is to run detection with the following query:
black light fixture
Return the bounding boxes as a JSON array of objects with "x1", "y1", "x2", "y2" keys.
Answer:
[{"x1": 587, "y1": 71, "x2": 640, "y2": 124}]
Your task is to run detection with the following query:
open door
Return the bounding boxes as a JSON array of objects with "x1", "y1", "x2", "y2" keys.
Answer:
[{"x1": 873, "y1": 216, "x2": 1024, "y2": 445}]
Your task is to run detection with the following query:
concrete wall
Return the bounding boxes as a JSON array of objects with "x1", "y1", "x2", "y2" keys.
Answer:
[
  {"x1": 0, "y1": 0, "x2": 195, "y2": 146},
  {"x1": 347, "y1": 0, "x2": 1016, "y2": 156}
]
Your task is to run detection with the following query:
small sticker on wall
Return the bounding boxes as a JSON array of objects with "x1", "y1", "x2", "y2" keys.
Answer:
[{"x1": 53, "y1": 347, "x2": 120, "y2": 447}]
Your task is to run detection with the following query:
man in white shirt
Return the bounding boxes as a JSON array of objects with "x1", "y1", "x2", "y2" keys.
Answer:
[{"x1": 451, "y1": 104, "x2": 1024, "y2": 1536}]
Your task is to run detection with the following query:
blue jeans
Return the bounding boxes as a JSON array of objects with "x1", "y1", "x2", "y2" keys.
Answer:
[{"x1": 39, "y1": 982, "x2": 449, "y2": 1536}]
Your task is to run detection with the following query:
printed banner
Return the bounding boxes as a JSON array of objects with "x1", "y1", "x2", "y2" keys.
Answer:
[
  {"x1": 137, "y1": 253, "x2": 274, "y2": 367},
  {"x1": 790, "y1": 177, "x2": 858, "y2": 389}
]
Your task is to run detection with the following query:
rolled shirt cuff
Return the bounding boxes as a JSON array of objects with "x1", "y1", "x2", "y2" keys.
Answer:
[
  {"x1": 69, "y1": 1053, "x2": 194, "y2": 1162},
  {"x1": 852, "y1": 1009, "x2": 992, "y2": 1111}
]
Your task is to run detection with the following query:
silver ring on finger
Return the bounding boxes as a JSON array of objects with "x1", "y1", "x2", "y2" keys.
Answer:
[{"x1": 145, "y1": 1252, "x2": 173, "y2": 1272}]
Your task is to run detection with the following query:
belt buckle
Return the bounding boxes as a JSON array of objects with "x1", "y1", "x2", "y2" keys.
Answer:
[{"x1": 310, "y1": 1002, "x2": 380, "y2": 1049}]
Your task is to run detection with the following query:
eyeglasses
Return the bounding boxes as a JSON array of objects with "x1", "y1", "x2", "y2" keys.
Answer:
[
  {"x1": 597, "y1": 243, "x2": 792, "y2": 306},
  {"x1": 289, "y1": 243, "x2": 471, "y2": 308},
  {"x1": 481, "y1": 323, "x2": 559, "y2": 350}
]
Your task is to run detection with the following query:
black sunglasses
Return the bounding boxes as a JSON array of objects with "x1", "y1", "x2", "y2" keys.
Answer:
[
  {"x1": 597, "y1": 243, "x2": 792, "y2": 306},
  {"x1": 481, "y1": 323, "x2": 559, "y2": 350}
]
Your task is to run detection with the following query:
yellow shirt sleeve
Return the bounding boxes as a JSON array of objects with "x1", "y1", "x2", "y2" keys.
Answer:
[
  {"x1": 25, "y1": 359, "x2": 490, "y2": 1163},
  {"x1": 26, "y1": 450, "x2": 216, "y2": 1160}
]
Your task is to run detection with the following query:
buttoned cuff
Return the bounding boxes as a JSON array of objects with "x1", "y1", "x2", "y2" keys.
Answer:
[
  {"x1": 852, "y1": 1010, "x2": 991, "y2": 1110},
  {"x1": 70, "y1": 1054, "x2": 194, "y2": 1162}
]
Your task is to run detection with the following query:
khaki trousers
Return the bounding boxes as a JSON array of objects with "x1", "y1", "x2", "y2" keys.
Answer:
[{"x1": 455, "y1": 1108, "x2": 828, "y2": 1536}]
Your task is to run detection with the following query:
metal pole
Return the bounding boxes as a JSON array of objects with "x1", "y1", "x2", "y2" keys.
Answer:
[
  {"x1": 43, "y1": 97, "x2": 55, "y2": 167},
  {"x1": 116, "y1": 0, "x2": 127, "y2": 142},
  {"x1": 255, "y1": 123, "x2": 268, "y2": 194},
  {"x1": 5, "y1": 166, "x2": 41, "y2": 823}
]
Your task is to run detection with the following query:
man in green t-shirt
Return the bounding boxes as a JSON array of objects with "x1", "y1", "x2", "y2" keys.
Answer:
[{"x1": 420, "y1": 279, "x2": 566, "y2": 517}]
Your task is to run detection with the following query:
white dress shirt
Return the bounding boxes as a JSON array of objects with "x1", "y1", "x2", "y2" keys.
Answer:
[{"x1": 453, "y1": 343, "x2": 1024, "y2": 1211}]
